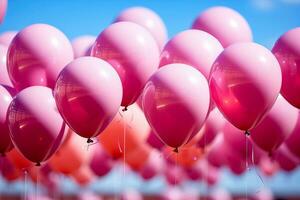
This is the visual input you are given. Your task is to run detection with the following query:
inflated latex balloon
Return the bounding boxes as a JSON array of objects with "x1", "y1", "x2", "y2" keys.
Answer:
[
  {"x1": 0, "y1": 31, "x2": 17, "y2": 46},
  {"x1": 125, "y1": 144, "x2": 151, "y2": 171},
  {"x1": 0, "y1": 0, "x2": 7, "y2": 23},
  {"x1": 272, "y1": 27, "x2": 300, "y2": 108},
  {"x1": 0, "y1": 157, "x2": 21, "y2": 182},
  {"x1": 259, "y1": 155, "x2": 279, "y2": 177},
  {"x1": 198, "y1": 159, "x2": 219, "y2": 186},
  {"x1": 164, "y1": 163, "x2": 186, "y2": 185},
  {"x1": 142, "y1": 63, "x2": 210, "y2": 150},
  {"x1": 160, "y1": 29, "x2": 223, "y2": 79},
  {"x1": 210, "y1": 189, "x2": 232, "y2": 200},
  {"x1": 192, "y1": 6, "x2": 252, "y2": 47},
  {"x1": 160, "y1": 188, "x2": 183, "y2": 200},
  {"x1": 146, "y1": 130, "x2": 165, "y2": 150},
  {"x1": 274, "y1": 144, "x2": 299, "y2": 172},
  {"x1": 90, "y1": 144, "x2": 113, "y2": 177},
  {"x1": 115, "y1": 7, "x2": 167, "y2": 50},
  {"x1": 0, "y1": 85, "x2": 13, "y2": 155},
  {"x1": 209, "y1": 43, "x2": 282, "y2": 132},
  {"x1": 252, "y1": 189, "x2": 274, "y2": 200},
  {"x1": 7, "y1": 148, "x2": 32, "y2": 170},
  {"x1": 71, "y1": 35, "x2": 96, "y2": 58},
  {"x1": 207, "y1": 134, "x2": 226, "y2": 168},
  {"x1": 72, "y1": 165, "x2": 95, "y2": 186},
  {"x1": 7, "y1": 86, "x2": 65, "y2": 166},
  {"x1": 285, "y1": 114, "x2": 300, "y2": 158},
  {"x1": 91, "y1": 22, "x2": 160, "y2": 108},
  {"x1": 197, "y1": 108, "x2": 226, "y2": 149},
  {"x1": 120, "y1": 189, "x2": 143, "y2": 200},
  {"x1": 99, "y1": 104, "x2": 150, "y2": 159},
  {"x1": 251, "y1": 95, "x2": 298, "y2": 153},
  {"x1": 7, "y1": 24, "x2": 73, "y2": 90},
  {"x1": 0, "y1": 44, "x2": 12, "y2": 87},
  {"x1": 54, "y1": 57, "x2": 122, "y2": 142},
  {"x1": 185, "y1": 161, "x2": 202, "y2": 181},
  {"x1": 140, "y1": 150, "x2": 165, "y2": 180}
]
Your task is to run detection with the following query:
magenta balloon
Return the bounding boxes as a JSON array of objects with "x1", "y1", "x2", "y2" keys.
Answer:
[
  {"x1": 7, "y1": 86, "x2": 65, "y2": 165},
  {"x1": 185, "y1": 161, "x2": 202, "y2": 181},
  {"x1": 115, "y1": 7, "x2": 167, "y2": 50},
  {"x1": 140, "y1": 150, "x2": 165, "y2": 180},
  {"x1": 90, "y1": 144, "x2": 113, "y2": 177},
  {"x1": 7, "y1": 24, "x2": 73, "y2": 91},
  {"x1": 198, "y1": 160, "x2": 219, "y2": 186},
  {"x1": 0, "y1": 0, "x2": 7, "y2": 23},
  {"x1": 142, "y1": 63, "x2": 210, "y2": 149},
  {"x1": 164, "y1": 163, "x2": 186, "y2": 185},
  {"x1": 192, "y1": 6, "x2": 252, "y2": 47},
  {"x1": 160, "y1": 29, "x2": 223, "y2": 79},
  {"x1": 198, "y1": 108, "x2": 226, "y2": 148},
  {"x1": 0, "y1": 31, "x2": 17, "y2": 46},
  {"x1": 146, "y1": 130, "x2": 165, "y2": 150},
  {"x1": 272, "y1": 27, "x2": 300, "y2": 108},
  {"x1": 274, "y1": 144, "x2": 299, "y2": 172},
  {"x1": 54, "y1": 57, "x2": 122, "y2": 141},
  {"x1": 285, "y1": 114, "x2": 300, "y2": 158},
  {"x1": 207, "y1": 134, "x2": 227, "y2": 168},
  {"x1": 251, "y1": 95, "x2": 298, "y2": 153},
  {"x1": 0, "y1": 44, "x2": 12, "y2": 87},
  {"x1": 91, "y1": 22, "x2": 160, "y2": 107},
  {"x1": 0, "y1": 85, "x2": 13, "y2": 155},
  {"x1": 210, "y1": 42, "x2": 282, "y2": 131},
  {"x1": 72, "y1": 35, "x2": 96, "y2": 58}
]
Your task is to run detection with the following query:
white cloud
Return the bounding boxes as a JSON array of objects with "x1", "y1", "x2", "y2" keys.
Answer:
[{"x1": 252, "y1": 0, "x2": 274, "y2": 11}]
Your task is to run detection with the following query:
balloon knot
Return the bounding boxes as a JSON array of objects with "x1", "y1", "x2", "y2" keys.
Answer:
[
  {"x1": 35, "y1": 162, "x2": 41, "y2": 167},
  {"x1": 122, "y1": 106, "x2": 128, "y2": 112},
  {"x1": 245, "y1": 130, "x2": 250, "y2": 136},
  {"x1": 173, "y1": 147, "x2": 179, "y2": 153},
  {"x1": 87, "y1": 138, "x2": 94, "y2": 144}
]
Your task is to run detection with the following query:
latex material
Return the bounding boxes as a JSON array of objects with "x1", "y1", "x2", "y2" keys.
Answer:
[
  {"x1": 285, "y1": 114, "x2": 300, "y2": 159},
  {"x1": 90, "y1": 144, "x2": 113, "y2": 177},
  {"x1": 72, "y1": 35, "x2": 96, "y2": 58},
  {"x1": 0, "y1": 44, "x2": 12, "y2": 87},
  {"x1": 0, "y1": 31, "x2": 17, "y2": 46}
]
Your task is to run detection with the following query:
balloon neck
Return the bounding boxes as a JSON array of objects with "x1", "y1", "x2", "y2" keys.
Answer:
[
  {"x1": 35, "y1": 162, "x2": 41, "y2": 167},
  {"x1": 245, "y1": 130, "x2": 250, "y2": 136},
  {"x1": 87, "y1": 138, "x2": 94, "y2": 144},
  {"x1": 173, "y1": 147, "x2": 179, "y2": 153},
  {"x1": 122, "y1": 106, "x2": 128, "y2": 112}
]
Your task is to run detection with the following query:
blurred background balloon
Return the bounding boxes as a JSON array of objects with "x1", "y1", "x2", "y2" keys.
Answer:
[{"x1": 72, "y1": 35, "x2": 96, "y2": 58}]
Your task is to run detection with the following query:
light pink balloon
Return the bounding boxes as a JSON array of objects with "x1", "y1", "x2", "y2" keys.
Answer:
[
  {"x1": 0, "y1": 0, "x2": 7, "y2": 23},
  {"x1": 54, "y1": 57, "x2": 122, "y2": 142},
  {"x1": 274, "y1": 144, "x2": 300, "y2": 172},
  {"x1": 0, "y1": 85, "x2": 13, "y2": 155},
  {"x1": 115, "y1": 7, "x2": 167, "y2": 50},
  {"x1": 91, "y1": 21, "x2": 160, "y2": 108},
  {"x1": 120, "y1": 189, "x2": 143, "y2": 200},
  {"x1": 209, "y1": 42, "x2": 282, "y2": 131},
  {"x1": 160, "y1": 29, "x2": 223, "y2": 79},
  {"x1": 164, "y1": 163, "x2": 186, "y2": 185},
  {"x1": 72, "y1": 35, "x2": 96, "y2": 58},
  {"x1": 252, "y1": 189, "x2": 274, "y2": 200},
  {"x1": 198, "y1": 159, "x2": 219, "y2": 186},
  {"x1": 7, "y1": 86, "x2": 65, "y2": 166},
  {"x1": 0, "y1": 44, "x2": 12, "y2": 87},
  {"x1": 259, "y1": 155, "x2": 279, "y2": 177},
  {"x1": 192, "y1": 6, "x2": 252, "y2": 47},
  {"x1": 90, "y1": 144, "x2": 113, "y2": 177},
  {"x1": 210, "y1": 189, "x2": 232, "y2": 200},
  {"x1": 0, "y1": 31, "x2": 17, "y2": 46},
  {"x1": 285, "y1": 114, "x2": 300, "y2": 159},
  {"x1": 140, "y1": 150, "x2": 165, "y2": 180},
  {"x1": 272, "y1": 27, "x2": 300, "y2": 108},
  {"x1": 160, "y1": 188, "x2": 183, "y2": 200},
  {"x1": 198, "y1": 108, "x2": 226, "y2": 148},
  {"x1": 251, "y1": 95, "x2": 298, "y2": 153},
  {"x1": 142, "y1": 63, "x2": 210, "y2": 149},
  {"x1": 7, "y1": 24, "x2": 73, "y2": 91}
]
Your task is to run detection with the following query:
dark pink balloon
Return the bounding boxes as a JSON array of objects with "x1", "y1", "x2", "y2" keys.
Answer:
[
  {"x1": 274, "y1": 144, "x2": 299, "y2": 172},
  {"x1": 0, "y1": 31, "x2": 17, "y2": 46},
  {"x1": 207, "y1": 134, "x2": 227, "y2": 168},
  {"x1": 285, "y1": 114, "x2": 300, "y2": 159},
  {"x1": 185, "y1": 161, "x2": 202, "y2": 181},
  {"x1": 7, "y1": 86, "x2": 65, "y2": 165},
  {"x1": 272, "y1": 27, "x2": 300, "y2": 108},
  {"x1": 251, "y1": 95, "x2": 298, "y2": 153},
  {"x1": 146, "y1": 130, "x2": 165, "y2": 150},
  {"x1": 7, "y1": 24, "x2": 73, "y2": 90},
  {"x1": 90, "y1": 144, "x2": 113, "y2": 177},
  {"x1": 140, "y1": 150, "x2": 165, "y2": 180},
  {"x1": 0, "y1": 44, "x2": 13, "y2": 87},
  {"x1": 164, "y1": 163, "x2": 186, "y2": 185}
]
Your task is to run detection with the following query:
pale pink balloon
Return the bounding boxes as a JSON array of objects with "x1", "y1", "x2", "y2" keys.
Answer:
[
  {"x1": 115, "y1": 7, "x2": 167, "y2": 50},
  {"x1": 0, "y1": 31, "x2": 17, "y2": 46},
  {"x1": 54, "y1": 57, "x2": 122, "y2": 142},
  {"x1": 160, "y1": 29, "x2": 223, "y2": 79},
  {"x1": 210, "y1": 42, "x2": 282, "y2": 131},
  {"x1": 192, "y1": 6, "x2": 252, "y2": 47},
  {"x1": 210, "y1": 189, "x2": 232, "y2": 200},
  {"x1": 72, "y1": 35, "x2": 96, "y2": 58},
  {"x1": 90, "y1": 144, "x2": 113, "y2": 177},
  {"x1": 285, "y1": 114, "x2": 300, "y2": 158},
  {"x1": 160, "y1": 188, "x2": 183, "y2": 200},
  {"x1": 0, "y1": 0, "x2": 7, "y2": 23},
  {"x1": 272, "y1": 27, "x2": 300, "y2": 108},
  {"x1": 7, "y1": 24, "x2": 73, "y2": 90},
  {"x1": 197, "y1": 108, "x2": 226, "y2": 148},
  {"x1": 7, "y1": 86, "x2": 65, "y2": 166},
  {"x1": 259, "y1": 155, "x2": 279, "y2": 177},
  {"x1": 251, "y1": 95, "x2": 298, "y2": 153},
  {"x1": 120, "y1": 190, "x2": 143, "y2": 200},
  {"x1": 140, "y1": 150, "x2": 165, "y2": 180},
  {"x1": 142, "y1": 63, "x2": 210, "y2": 149},
  {"x1": 0, "y1": 44, "x2": 12, "y2": 87},
  {"x1": 0, "y1": 85, "x2": 13, "y2": 155},
  {"x1": 252, "y1": 189, "x2": 274, "y2": 200},
  {"x1": 274, "y1": 144, "x2": 300, "y2": 172},
  {"x1": 91, "y1": 21, "x2": 160, "y2": 108}
]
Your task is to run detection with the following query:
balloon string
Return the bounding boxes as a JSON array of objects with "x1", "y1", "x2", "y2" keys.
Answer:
[
  {"x1": 0, "y1": 157, "x2": 3, "y2": 200},
  {"x1": 36, "y1": 167, "x2": 40, "y2": 200},
  {"x1": 175, "y1": 153, "x2": 178, "y2": 187},
  {"x1": 23, "y1": 169, "x2": 28, "y2": 200},
  {"x1": 123, "y1": 109, "x2": 127, "y2": 179},
  {"x1": 246, "y1": 135, "x2": 249, "y2": 200},
  {"x1": 251, "y1": 145, "x2": 265, "y2": 193}
]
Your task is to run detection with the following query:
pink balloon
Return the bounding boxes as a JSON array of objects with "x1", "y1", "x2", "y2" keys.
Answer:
[
  {"x1": 164, "y1": 163, "x2": 186, "y2": 185},
  {"x1": 0, "y1": 44, "x2": 13, "y2": 87},
  {"x1": 210, "y1": 189, "x2": 232, "y2": 200},
  {"x1": 274, "y1": 144, "x2": 300, "y2": 172},
  {"x1": 192, "y1": 6, "x2": 252, "y2": 47},
  {"x1": 272, "y1": 27, "x2": 300, "y2": 108},
  {"x1": 198, "y1": 159, "x2": 219, "y2": 186},
  {"x1": 160, "y1": 188, "x2": 183, "y2": 200},
  {"x1": 7, "y1": 86, "x2": 65, "y2": 166},
  {"x1": 72, "y1": 35, "x2": 96, "y2": 58},
  {"x1": 285, "y1": 114, "x2": 300, "y2": 159},
  {"x1": 142, "y1": 63, "x2": 210, "y2": 149},
  {"x1": 115, "y1": 7, "x2": 167, "y2": 50},
  {"x1": 207, "y1": 134, "x2": 227, "y2": 168},
  {"x1": 251, "y1": 95, "x2": 298, "y2": 153},
  {"x1": 7, "y1": 24, "x2": 73, "y2": 91},
  {"x1": 0, "y1": 31, "x2": 17, "y2": 46},
  {"x1": 185, "y1": 161, "x2": 202, "y2": 181},
  {"x1": 91, "y1": 21, "x2": 160, "y2": 108},
  {"x1": 252, "y1": 189, "x2": 274, "y2": 200},
  {"x1": 90, "y1": 144, "x2": 113, "y2": 177},
  {"x1": 54, "y1": 57, "x2": 122, "y2": 142},
  {"x1": 0, "y1": 0, "x2": 7, "y2": 23},
  {"x1": 140, "y1": 150, "x2": 165, "y2": 180},
  {"x1": 120, "y1": 190, "x2": 143, "y2": 200},
  {"x1": 198, "y1": 108, "x2": 226, "y2": 149},
  {"x1": 259, "y1": 155, "x2": 279, "y2": 177},
  {"x1": 210, "y1": 42, "x2": 282, "y2": 131},
  {"x1": 146, "y1": 130, "x2": 165, "y2": 150},
  {"x1": 0, "y1": 85, "x2": 13, "y2": 155},
  {"x1": 160, "y1": 29, "x2": 223, "y2": 79}
]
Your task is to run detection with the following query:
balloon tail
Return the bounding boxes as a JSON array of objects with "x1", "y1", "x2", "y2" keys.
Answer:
[
  {"x1": 35, "y1": 162, "x2": 41, "y2": 167},
  {"x1": 123, "y1": 109, "x2": 127, "y2": 178},
  {"x1": 245, "y1": 130, "x2": 250, "y2": 136},
  {"x1": 173, "y1": 147, "x2": 179, "y2": 153},
  {"x1": 122, "y1": 106, "x2": 128, "y2": 112},
  {"x1": 87, "y1": 138, "x2": 93, "y2": 144}
]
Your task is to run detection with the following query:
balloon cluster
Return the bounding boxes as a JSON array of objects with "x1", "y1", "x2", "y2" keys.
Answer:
[{"x1": 1, "y1": 3, "x2": 300, "y2": 196}]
